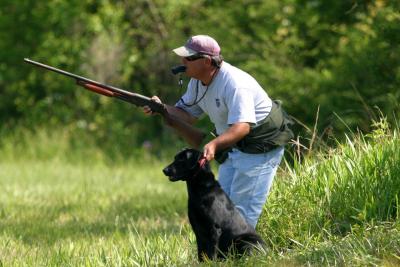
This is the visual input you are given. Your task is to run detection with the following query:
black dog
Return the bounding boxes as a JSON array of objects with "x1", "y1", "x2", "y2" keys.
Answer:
[{"x1": 163, "y1": 148, "x2": 265, "y2": 261}]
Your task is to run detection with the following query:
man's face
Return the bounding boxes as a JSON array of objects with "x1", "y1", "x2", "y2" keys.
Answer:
[{"x1": 181, "y1": 54, "x2": 210, "y2": 79}]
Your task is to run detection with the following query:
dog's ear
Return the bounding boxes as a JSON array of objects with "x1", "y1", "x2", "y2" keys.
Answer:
[
  {"x1": 182, "y1": 148, "x2": 201, "y2": 164},
  {"x1": 179, "y1": 147, "x2": 190, "y2": 153},
  {"x1": 185, "y1": 148, "x2": 197, "y2": 158},
  {"x1": 184, "y1": 149, "x2": 194, "y2": 159},
  {"x1": 184, "y1": 148, "x2": 209, "y2": 169}
]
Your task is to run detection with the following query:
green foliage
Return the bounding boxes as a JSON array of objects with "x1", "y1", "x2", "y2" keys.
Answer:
[{"x1": 1, "y1": 0, "x2": 399, "y2": 150}]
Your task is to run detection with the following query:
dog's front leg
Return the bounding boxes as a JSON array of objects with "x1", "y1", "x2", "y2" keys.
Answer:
[
  {"x1": 197, "y1": 236, "x2": 215, "y2": 262},
  {"x1": 197, "y1": 227, "x2": 221, "y2": 262},
  {"x1": 198, "y1": 241, "x2": 217, "y2": 262}
]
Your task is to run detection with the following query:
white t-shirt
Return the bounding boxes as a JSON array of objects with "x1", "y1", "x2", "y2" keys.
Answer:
[{"x1": 175, "y1": 62, "x2": 272, "y2": 135}]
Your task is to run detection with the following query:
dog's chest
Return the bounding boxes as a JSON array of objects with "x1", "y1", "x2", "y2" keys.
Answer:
[
  {"x1": 188, "y1": 191, "x2": 216, "y2": 212},
  {"x1": 188, "y1": 187, "x2": 231, "y2": 223}
]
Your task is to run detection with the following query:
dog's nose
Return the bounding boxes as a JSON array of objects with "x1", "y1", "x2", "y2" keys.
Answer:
[{"x1": 162, "y1": 167, "x2": 171, "y2": 176}]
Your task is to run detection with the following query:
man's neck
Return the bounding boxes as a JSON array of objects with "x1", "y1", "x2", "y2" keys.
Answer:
[{"x1": 200, "y1": 67, "x2": 219, "y2": 86}]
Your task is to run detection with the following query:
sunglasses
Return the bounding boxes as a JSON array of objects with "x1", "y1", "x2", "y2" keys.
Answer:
[{"x1": 184, "y1": 54, "x2": 208, "y2": 61}]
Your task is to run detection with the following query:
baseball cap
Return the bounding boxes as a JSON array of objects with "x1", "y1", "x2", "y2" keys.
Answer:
[{"x1": 173, "y1": 35, "x2": 221, "y2": 57}]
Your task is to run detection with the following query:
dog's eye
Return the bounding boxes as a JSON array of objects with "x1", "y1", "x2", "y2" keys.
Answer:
[
  {"x1": 175, "y1": 154, "x2": 185, "y2": 161},
  {"x1": 174, "y1": 157, "x2": 186, "y2": 164}
]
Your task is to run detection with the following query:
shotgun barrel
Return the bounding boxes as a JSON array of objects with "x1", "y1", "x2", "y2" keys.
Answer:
[{"x1": 24, "y1": 58, "x2": 167, "y2": 114}]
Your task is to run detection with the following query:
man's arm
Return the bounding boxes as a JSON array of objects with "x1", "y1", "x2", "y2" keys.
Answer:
[
  {"x1": 143, "y1": 97, "x2": 205, "y2": 148},
  {"x1": 203, "y1": 122, "x2": 250, "y2": 161},
  {"x1": 164, "y1": 105, "x2": 198, "y2": 125}
]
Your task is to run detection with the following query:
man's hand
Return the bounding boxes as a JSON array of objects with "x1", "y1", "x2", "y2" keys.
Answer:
[
  {"x1": 143, "y1": 96, "x2": 162, "y2": 115},
  {"x1": 203, "y1": 122, "x2": 250, "y2": 161},
  {"x1": 203, "y1": 141, "x2": 217, "y2": 161}
]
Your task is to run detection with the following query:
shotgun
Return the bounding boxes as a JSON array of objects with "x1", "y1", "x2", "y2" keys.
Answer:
[
  {"x1": 24, "y1": 58, "x2": 167, "y2": 114},
  {"x1": 24, "y1": 58, "x2": 206, "y2": 148}
]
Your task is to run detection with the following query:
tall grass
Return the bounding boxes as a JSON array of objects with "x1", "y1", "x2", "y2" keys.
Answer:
[
  {"x1": 0, "y1": 118, "x2": 399, "y2": 266},
  {"x1": 259, "y1": 118, "x2": 400, "y2": 265}
]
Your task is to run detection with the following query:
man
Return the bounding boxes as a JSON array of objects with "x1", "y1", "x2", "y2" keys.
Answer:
[{"x1": 144, "y1": 35, "x2": 293, "y2": 228}]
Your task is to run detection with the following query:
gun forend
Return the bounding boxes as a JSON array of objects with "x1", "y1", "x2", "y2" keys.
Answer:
[{"x1": 77, "y1": 81, "x2": 116, "y2": 97}]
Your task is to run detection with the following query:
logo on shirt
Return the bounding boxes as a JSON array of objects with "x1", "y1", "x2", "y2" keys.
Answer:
[{"x1": 215, "y1": 98, "x2": 220, "y2": 108}]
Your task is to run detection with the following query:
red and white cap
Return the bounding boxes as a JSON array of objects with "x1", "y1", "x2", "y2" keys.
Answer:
[{"x1": 173, "y1": 35, "x2": 221, "y2": 57}]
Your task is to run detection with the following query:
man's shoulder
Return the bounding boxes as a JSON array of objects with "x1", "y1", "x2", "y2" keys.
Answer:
[
  {"x1": 220, "y1": 61, "x2": 242, "y2": 76},
  {"x1": 220, "y1": 62, "x2": 260, "y2": 89}
]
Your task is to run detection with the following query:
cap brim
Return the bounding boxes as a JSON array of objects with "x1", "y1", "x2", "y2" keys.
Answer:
[{"x1": 173, "y1": 46, "x2": 197, "y2": 57}]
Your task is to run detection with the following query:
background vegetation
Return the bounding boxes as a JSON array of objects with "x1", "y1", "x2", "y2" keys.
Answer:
[
  {"x1": 1, "y1": 0, "x2": 399, "y2": 265},
  {"x1": 1, "y1": 0, "x2": 399, "y2": 157}
]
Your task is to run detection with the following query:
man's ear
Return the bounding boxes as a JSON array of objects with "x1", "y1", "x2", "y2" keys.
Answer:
[{"x1": 203, "y1": 55, "x2": 213, "y2": 67}]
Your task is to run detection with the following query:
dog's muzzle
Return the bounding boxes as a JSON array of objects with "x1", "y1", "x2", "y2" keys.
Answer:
[{"x1": 162, "y1": 165, "x2": 179, "y2": 181}]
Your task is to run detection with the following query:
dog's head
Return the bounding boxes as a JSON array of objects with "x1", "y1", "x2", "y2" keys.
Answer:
[{"x1": 163, "y1": 148, "x2": 209, "y2": 182}]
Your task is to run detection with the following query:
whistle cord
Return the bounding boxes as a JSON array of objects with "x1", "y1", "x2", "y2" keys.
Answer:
[{"x1": 180, "y1": 68, "x2": 219, "y2": 107}]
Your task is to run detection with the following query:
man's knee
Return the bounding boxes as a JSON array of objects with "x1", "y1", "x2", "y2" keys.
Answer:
[{"x1": 232, "y1": 202, "x2": 259, "y2": 228}]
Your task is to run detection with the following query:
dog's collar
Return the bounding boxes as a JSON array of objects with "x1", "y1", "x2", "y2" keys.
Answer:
[
  {"x1": 193, "y1": 156, "x2": 208, "y2": 178},
  {"x1": 198, "y1": 156, "x2": 208, "y2": 169}
]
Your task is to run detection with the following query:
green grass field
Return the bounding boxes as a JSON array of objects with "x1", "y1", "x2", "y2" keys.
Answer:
[{"x1": 1, "y1": 120, "x2": 399, "y2": 266}]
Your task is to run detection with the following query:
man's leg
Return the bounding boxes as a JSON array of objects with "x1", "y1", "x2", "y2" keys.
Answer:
[
  {"x1": 217, "y1": 156, "x2": 235, "y2": 197},
  {"x1": 228, "y1": 147, "x2": 284, "y2": 228}
]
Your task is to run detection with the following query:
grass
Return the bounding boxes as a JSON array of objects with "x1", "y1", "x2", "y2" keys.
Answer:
[
  {"x1": 0, "y1": 159, "x2": 194, "y2": 266},
  {"x1": 0, "y1": 118, "x2": 399, "y2": 266}
]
